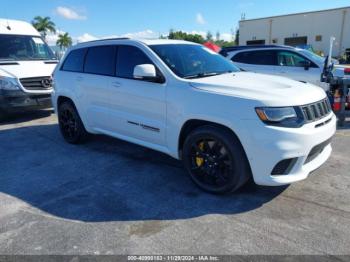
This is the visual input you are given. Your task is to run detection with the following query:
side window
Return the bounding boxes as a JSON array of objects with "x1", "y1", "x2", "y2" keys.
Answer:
[
  {"x1": 232, "y1": 50, "x2": 277, "y2": 65},
  {"x1": 277, "y1": 51, "x2": 314, "y2": 67},
  {"x1": 61, "y1": 48, "x2": 87, "y2": 72},
  {"x1": 116, "y1": 45, "x2": 153, "y2": 79},
  {"x1": 232, "y1": 52, "x2": 251, "y2": 63},
  {"x1": 84, "y1": 45, "x2": 116, "y2": 76}
]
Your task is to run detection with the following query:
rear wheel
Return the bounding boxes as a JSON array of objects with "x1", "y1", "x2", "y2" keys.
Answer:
[
  {"x1": 58, "y1": 101, "x2": 89, "y2": 144},
  {"x1": 183, "y1": 126, "x2": 251, "y2": 194}
]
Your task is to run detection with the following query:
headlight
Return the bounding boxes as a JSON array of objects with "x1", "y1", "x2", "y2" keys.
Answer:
[
  {"x1": 255, "y1": 107, "x2": 304, "y2": 128},
  {"x1": 0, "y1": 76, "x2": 21, "y2": 90}
]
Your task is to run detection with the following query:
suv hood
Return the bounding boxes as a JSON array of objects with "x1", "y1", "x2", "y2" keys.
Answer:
[
  {"x1": 0, "y1": 61, "x2": 57, "y2": 78},
  {"x1": 189, "y1": 72, "x2": 326, "y2": 107}
]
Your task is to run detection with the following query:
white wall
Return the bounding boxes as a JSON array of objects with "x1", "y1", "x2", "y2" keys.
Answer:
[
  {"x1": 239, "y1": 7, "x2": 350, "y2": 57},
  {"x1": 343, "y1": 9, "x2": 350, "y2": 56}
]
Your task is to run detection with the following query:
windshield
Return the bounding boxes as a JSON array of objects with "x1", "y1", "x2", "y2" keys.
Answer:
[
  {"x1": 150, "y1": 44, "x2": 240, "y2": 79},
  {"x1": 299, "y1": 49, "x2": 325, "y2": 65},
  {"x1": 0, "y1": 34, "x2": 56, "y2": 61}
]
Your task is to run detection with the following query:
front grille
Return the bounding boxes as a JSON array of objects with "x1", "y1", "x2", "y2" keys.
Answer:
[
  {"x1": 20, "y1": 76, "x2": 52, "y2": 91},
  {"x1": 300, "y1": 98, "x2": 332, "y2": 123},
  {"x1": 304, "y1": 137, "x2": 332, "y2": 164}
]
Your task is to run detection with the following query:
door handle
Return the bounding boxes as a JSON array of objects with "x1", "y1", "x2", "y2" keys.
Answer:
[
  {"x1": 76, "y1": 76, "x2": 84, "y2": 81},
  {"x1": 112, "y1": 81, "x2": 122, "y2": 88}
]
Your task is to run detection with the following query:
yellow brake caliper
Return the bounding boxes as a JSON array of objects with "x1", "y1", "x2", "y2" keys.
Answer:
[{"x1": 196, "y1": 142, "x2": 205, "y2": 167}]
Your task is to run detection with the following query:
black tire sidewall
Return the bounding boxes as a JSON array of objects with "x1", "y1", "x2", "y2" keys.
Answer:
[
  {"x1": 58, "y1": 101, "x2": 87, "y2": 144},
  {"x1": 183, "y1": 126, "x2": 250, "y2": 194}
]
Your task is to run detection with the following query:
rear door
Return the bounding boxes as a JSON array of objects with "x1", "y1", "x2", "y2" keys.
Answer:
[
  {"x1": 231, "y1": 50, "x2": 278, "y2": 75},
  {"x1": 275, "y1": 50, "x2": 322, "y2": 85},
  {"x1": 59, "y1": 47, "x2": 87, "y2": 111},
  {"x1": 80, "y1": 45, "x2": 117, "y2": 130},
  {"x1": 107, "y1": 45, "x2": 167, "y2": 146}
]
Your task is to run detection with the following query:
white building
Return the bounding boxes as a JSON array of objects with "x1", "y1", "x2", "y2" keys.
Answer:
[{"x1": 239, "y1": 7, "x2": 350, "y2": 57}]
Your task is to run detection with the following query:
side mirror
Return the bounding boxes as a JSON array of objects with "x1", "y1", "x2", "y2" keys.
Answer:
[
  {"x1": 299, "y1": 60, "x2": 311, "y2": 70},
  {"x1": 133, "y1": 64, "x2": 157, "y2": 80}
]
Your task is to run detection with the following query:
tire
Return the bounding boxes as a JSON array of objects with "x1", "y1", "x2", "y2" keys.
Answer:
[
  {"x1": 58, "y1": 101, "x2": 89, "y2": 144},
  {"x1": 182, "y1": 125, "x2": 251, "y2": 194}
]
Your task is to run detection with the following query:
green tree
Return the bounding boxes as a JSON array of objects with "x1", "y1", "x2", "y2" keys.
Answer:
[
  {"x1": 235, "y1": 29, "x2": 240, "y2": 46},
  {"x1": 168, "y1": 30, "x2": 205, "y2": 44},
  {"x1": 56, "y1": 32, "x2": 72, "y2": 50},
  {"x1": 166, "y1": 30, "x2": 237, "y2": 47},
  {"x1": 31, "y1": 16, "x2": 56, "y2": 39},
  {"x1": 220, "y1": 41, "x2": 236, "y2": 48},
  {"x1": 206, "y1": 31, "x2": 213, "y2": 41},
  {"x1": 216, "y1": 31, "x2": 220, "y2": 41}
]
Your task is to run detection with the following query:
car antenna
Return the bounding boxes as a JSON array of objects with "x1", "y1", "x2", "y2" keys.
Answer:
[{"x1": 3, "y1": 8, "x2": 11, "y2": 30}]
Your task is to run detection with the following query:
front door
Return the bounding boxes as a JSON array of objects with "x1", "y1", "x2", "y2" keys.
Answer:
[
  {"x1": 275, "y1": 50, "x2": 322, "y2": 86},
  {"x1": 108, "y1": 45, "x2": 167, "y2": 146}
]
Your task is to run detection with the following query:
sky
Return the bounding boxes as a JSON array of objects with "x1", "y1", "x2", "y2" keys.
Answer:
[{"x1": 1, "y1": 0, "x2": 349, "y2": 45}]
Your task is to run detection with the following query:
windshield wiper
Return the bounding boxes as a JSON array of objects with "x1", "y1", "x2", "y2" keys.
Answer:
[
  {"x1": 26, "y1": 57, "x2": 56, "y2": 61},
  {"x1": 183, "y1": 71, "x2": 233, "y2": 79}
]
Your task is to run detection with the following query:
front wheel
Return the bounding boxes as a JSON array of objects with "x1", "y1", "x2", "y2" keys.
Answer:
[{"x1": 182, "y1": 126, "x2": 251, "y2": 194}]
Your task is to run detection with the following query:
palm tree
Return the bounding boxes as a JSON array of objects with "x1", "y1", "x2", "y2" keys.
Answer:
[
  {"x1": 56, "y1": 33, "x2": 73, "y2": 51},
  {"x1": 31, "y1": 16, "x2": 56, "y2": 39}
]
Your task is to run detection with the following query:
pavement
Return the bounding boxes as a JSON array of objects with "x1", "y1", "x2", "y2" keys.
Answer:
[{"x1": 0, "y1": 110, "x2": 349, "y2": 255}]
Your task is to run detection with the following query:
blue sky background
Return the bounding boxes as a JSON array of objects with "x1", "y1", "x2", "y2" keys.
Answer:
[{"x1": 1, "y1": 0, "x2": 349, "y2": 44}]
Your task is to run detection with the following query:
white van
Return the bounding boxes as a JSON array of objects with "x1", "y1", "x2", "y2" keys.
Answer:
[{"x1": 0, "y1": 19, "x2": 57, "y2": 118}]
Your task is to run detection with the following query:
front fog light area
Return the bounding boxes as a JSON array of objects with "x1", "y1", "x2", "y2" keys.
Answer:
[{"x1": 271, "y1": 158, "x2": 298, "y2": 175}]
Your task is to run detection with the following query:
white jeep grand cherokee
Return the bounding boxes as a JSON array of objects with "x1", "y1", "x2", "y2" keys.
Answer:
[{"x1": 52, "y1": 39, "x2": 336, "y2": 194}]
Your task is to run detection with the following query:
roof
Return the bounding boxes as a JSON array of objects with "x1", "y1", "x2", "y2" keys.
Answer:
[
  {"x1": 0, "y1": 19, "x2": 40, "y2": 36},
  {"x1": 240, "y1": 6, "x2": 350, "y2": 23},
  {"x1": 75, "y1": 38, "x2": 197, "y2": 48},
  {"x1": 138, "y1": 39, "x2": 197, "y2": 45}
]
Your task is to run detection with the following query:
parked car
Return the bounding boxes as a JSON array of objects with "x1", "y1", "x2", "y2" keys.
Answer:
[
  {"x1": 52, "y1": 39, "x2": 336, "y2": 194},
  {"x1": 220, "y1": 45, "x2": 349, "y2": 90},
  {"x1": 0, "y1": 19, "x2": 57, "y2": 119}
]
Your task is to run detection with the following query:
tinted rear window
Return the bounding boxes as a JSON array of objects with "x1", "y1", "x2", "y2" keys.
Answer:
[
  {"x1": 84, "y1": 46, "x2": 116, "y2": 76},
  {"x1": 62, "y1": 48, "x2": 87, "y2": 72},
  {"x1": 116, "y1": 45, "x2": 153, "y2": 79},
  {"x1": 232, "y1": 50, "x2": 277, "y2": 65}
]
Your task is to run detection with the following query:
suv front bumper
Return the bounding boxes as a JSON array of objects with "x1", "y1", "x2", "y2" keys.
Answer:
[
  {"x1": 0, "y1": 90, "x2": 52, "y2": 114},
  {"x1": 241, "y1": 113, "x2": 336, "y2": 186}
]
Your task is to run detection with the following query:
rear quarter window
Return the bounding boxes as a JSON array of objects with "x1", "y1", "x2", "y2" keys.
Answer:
[
  {"x1": 61, "y1": 48, "x2": 87, "y2": 72},
  {"x1": 232, "y1": 50, "x2": 277, "y2": 65}
]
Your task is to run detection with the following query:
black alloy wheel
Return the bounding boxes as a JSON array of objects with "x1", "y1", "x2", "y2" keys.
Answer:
[
  {"x1": 183, "y1": 126, "x2": 251, "y2": 194},
  {"x1": 58, "y1": 101, "x2": 88, "y2": 144}
]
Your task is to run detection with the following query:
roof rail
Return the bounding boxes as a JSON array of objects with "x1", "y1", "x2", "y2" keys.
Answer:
[
  {"x1": 78, "y1": 37, "x2": 130, "y2": 44},
  {"x1": 219, "y1": 44, "x2": 293, "y2": 56}
]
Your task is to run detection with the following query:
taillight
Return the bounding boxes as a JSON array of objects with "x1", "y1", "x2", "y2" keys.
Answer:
[{"x1": 344, "y1": 68, "x2": 350, "y2": 75}]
